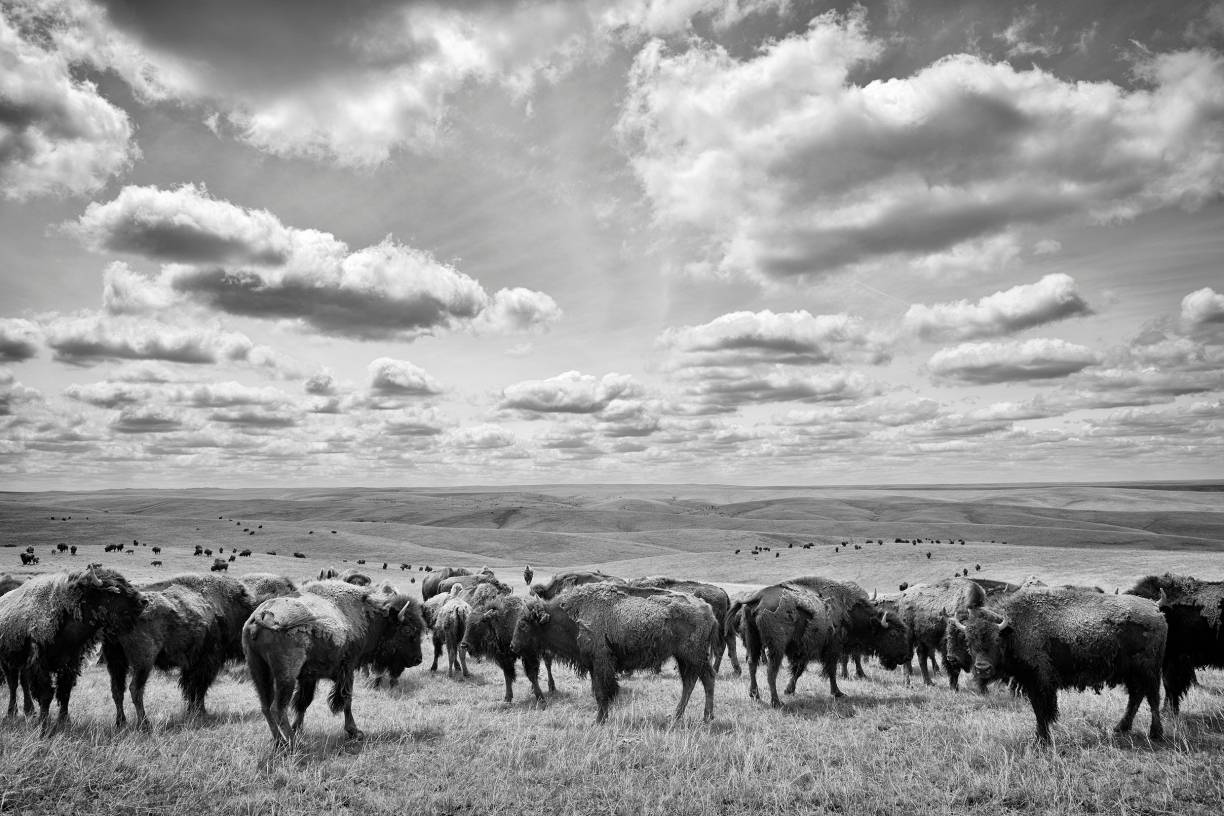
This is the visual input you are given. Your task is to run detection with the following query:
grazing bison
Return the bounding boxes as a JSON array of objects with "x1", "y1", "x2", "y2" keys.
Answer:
[
  {"x1": 460, "y1": 588, "x2": 554, "y2": 704},
  {"x1": 0, "y1": 567, "x2": 146, "y2": 732},
  {"x1": 953, "y1": 586, "x2": 1166, "y2": 742},
  {"x1": 782, "y1": 576, "x2": 910, "y2": 678},
  {"x1": 529, "y1": 570, "x2": 625, "y2": 600},
  {"x1": 420, "y1": 567, "x2": 472, "y2": 602},
  {"x1": 629, "y1": 576, "x2": 738, "y2": 674},
  {"x1": 1126, "y1": 573, "x2": 1224, "y2": 713},
  {"x1": 741, "y1": 582, "x2": 843, "y2": 707},
  {"x1": 511, "y1": 583, "x2": 716, "y2": 724},
  {"x1": 437, "y1": 571, "x2": 511, "y2": 599},
  {"x1": 210, "y1": 559, "x2": 229, "y2": 572},
  {"x1": 103, "y1": 572, "x2": 297, "y2": 727},
  {"x1": 897, "y1": 578, "x2": 986, "y2": 690},
  {"x1": 243, "y1": 580, "x2": 426, "y2": 748}
]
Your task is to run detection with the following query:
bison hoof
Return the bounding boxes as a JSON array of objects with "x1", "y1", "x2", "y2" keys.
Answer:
[
  {"x1": 833, "y1": 691, "x2": 846, "y2": 699},
  {"x1": 346, "y1": 728, "x2": 365, "y2": 741},
  {"x1": 748, "y1": 689, "x2": 760, "y2": 700},
  {"x1": 770, "y1": 699, "x2": 782, "y2": 709}
]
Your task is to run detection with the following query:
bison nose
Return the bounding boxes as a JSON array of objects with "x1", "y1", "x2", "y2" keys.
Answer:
[{"x1": 973, "y1": 660, "x2": 993, "y2": 676}]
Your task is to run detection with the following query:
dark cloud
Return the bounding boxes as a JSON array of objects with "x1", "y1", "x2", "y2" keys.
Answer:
[
  {"x1": 110, "y1": 407, "x2": 184, "y2": 433},
  {"x1": 0, "y1": 319, "x2": 40, "y2": 362}
]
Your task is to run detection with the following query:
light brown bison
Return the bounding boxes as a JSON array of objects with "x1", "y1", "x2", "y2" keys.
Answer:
[
  {"x1": 511, "y1": 583, "x2": 716, "y2": 724},
  {"x1": 953, "y1": 586, "x2": 1166, "y2": 742},
  {"x1": 423, "y1": 586, "x2": 471, "y2": 678},
  {"x1": 0, "y1": 567, "x2": 146, "y2": 733},
  {"x1": 1126, "y1": 573, "x2": 1224, "y2": 713},
  {"x1": 897, "y1": 578, "x2": 986, "y2": 689},
  {"x1": 243, "y1": 580, "x2": 425, "y2": 748}
]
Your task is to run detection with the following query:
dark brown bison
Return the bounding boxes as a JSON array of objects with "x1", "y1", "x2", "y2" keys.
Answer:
[
  {"x1": 0, "y1": 567, "x2": 146, "y2": 733},
  {"x1": 0, "y1": 575, "x2": 30, "y2": 715},
  {"x1": 529, "y1": 570, "x2": 625, "y2": 600},
  {"x1": 943, "y1": 579, "x2": 1023, "y2": 689},
  {"x1": 1126, "y1": 573, "x2": 1224, "y2": 713},
  {"x1": 102, "y1": 572, "x2": 293, "y2": 727},
  {"x1": 459, "y1": 587, "x2": 554, "y2": 704},
  {"x1": 741, "y1": 582, "x2": 843, "y2": 707},
  {"x1": 243, "y1": 580, "x2": 425, "y2": 748},
  {"x1": 782, "y1": 576, "x2": 910, "y2": 677},
  {"x1": 953, "y1": 586, "x2": 1166, "y2": 742},
  {"x1": 629, "y1": 576, "x2": 738, "y2": 674},
  {"x1": 421, "y1": 567, "x2": 472, "y2": 601},
  {"x1": 897, "y1": 578, "x2": 986, "y2": 690},
  {"x1": 511, "y1": 583, "x2": 716, "y2": 724},
  {"x1": 318, "y1": 567, "x2": 372, "y2": 586}
]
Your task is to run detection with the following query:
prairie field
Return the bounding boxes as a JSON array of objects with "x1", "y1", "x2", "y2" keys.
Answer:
[{"x1": 1, "y1": 482, "x2": 1222, "y2": 815}]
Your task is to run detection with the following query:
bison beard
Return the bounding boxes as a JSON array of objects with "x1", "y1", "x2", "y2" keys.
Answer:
[
  {"x1": 242, "y1": 581, "x2": 425, "y2": 748},
  {"x1": 510, "y1": 584, "x2": 716, "y2": 725},
  {"x1": 957, "y1": 588, "x2": 1166, "y2": 743}
]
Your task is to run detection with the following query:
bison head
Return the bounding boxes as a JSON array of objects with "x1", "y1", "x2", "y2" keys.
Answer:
[
  {"x1": 510, "y1": 599, "x2": 550, "y2": 656},
  {"x1": 957, "y1": 608, "x2": 1011, "y2": 693},
  {"x1": 942, "y1": 611, "x2": 972, "y2": 680},
  {"x1": 75, "y1": 566, "x2": 147, "y2": 633},
  {"x1": 872, "y1": 608, "x2": 911, "y2": 669}
]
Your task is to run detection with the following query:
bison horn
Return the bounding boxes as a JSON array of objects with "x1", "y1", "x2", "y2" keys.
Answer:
[
  {"x1": 995, "y1": 615, "x2": 1011, "y2": 634},
  {"x1": 878, "y1": 610, "x2": 889, "y2": 629},
  {"x1": 1157, "y1": 588, "x2": 1172, "y2": 609},
  {"x1": 872, "y1": 588, "x2": 878, "y2": 601},
  {"x1": 950, "y1": 617, "x2": 967, "y2": 633}
]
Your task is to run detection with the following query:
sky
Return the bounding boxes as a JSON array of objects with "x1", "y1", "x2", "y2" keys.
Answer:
[{"x1": 1, "y1": 0, "x2": 1223, "y2": 490}]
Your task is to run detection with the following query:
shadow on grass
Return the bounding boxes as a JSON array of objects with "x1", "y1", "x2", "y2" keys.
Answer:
[
  {"x1": 258, "y1": 723, "x2": 448, "y2": 765},
  {"x1": 756, "y1": 691, "x2": 934, "y2": 720}
]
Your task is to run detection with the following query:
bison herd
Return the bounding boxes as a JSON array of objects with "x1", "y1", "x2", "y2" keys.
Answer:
[{"x1": 0, "y1": 563, "x2": 1220, "y2": 748}]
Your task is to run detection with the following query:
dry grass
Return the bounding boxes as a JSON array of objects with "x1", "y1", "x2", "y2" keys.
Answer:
[{"x1": 1, "y1": 484, "x2": 1222, "y2": 814}]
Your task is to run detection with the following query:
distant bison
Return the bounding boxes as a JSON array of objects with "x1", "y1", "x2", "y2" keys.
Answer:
[
  {"x1": 954, "y1": 586, "x2": 1166, "y2": 742},
  {"x1": 511, "y1": 583, "x2": 716, "y2": 724},
  {"x1": 243, "y1": 581, "x2": 425, "y2": 748},
  {"x1": 1126, "y1": 573, "x2": 1224, "y2": 713},
  {"x1": 529, "y1": 570, "x2": 625, "y2": 600},
  {"x1": 210, "y1": 559, "x2": 229, "y2": 572},
  {"x1": 318, "y1": 567, "x2": 372, "y2": 586},
  {"x1": 18, "y1": 552, "x2": 38, "y2": 566},
  {"x1": 0, "y1": 567, "x2": 146, "y2": 733}
]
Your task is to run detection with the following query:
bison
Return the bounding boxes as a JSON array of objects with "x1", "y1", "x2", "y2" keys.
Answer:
[
  {"x1": 511, "y1": 583, "x2": 716, "y2": 724},
  {"x1": 629, "y1": 576, "x2": 738, "y2": 674},
  {"x1": 741, "y1": 582, "x2": 843, "y2": 707},
  {"x1": 243, "y1": 580, "x2": 425, "y2": 748},
  {"x1": 953, "y1": 586, "x2": 1166, "y2": 742},
  {"x1": 0, "y1": 567, "x2": 146, "y2": 733},
  {"x1": 318, "y1": 567, "x2": 372, "y2": 586},
  {"x1": 1126, "y1": 573, "x2": 1224, "y2": 713},
  {"x1": 424, "y1": 586, "x2": 471, "y2": 678},
  {"x1": 460, "y1": 587, "x2": 554, "y2": 704},
  {"x1": 783, "y1": 576, "x2": 910, "y2": 679},
  {"x1": 529, "y1": 570, "x2": 625, "y2": 600},
  {"x1": 102, "y1": 572, "x2": 283, "y2": 727},
  {"x1": 420, "y1": 566, "x2": 472, "y2": 602},
  {"x1": 897, "y1": 578, "x2": 986, "y2": 689}
]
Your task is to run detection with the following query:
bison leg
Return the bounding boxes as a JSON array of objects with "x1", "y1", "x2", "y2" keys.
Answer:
[
  {"x1": 838, "y1": 654, "x2": 849, "y2": 680},
  {"x1": 823, "y1": 657, "x2": 845, "y2": 699},
  {"x1": 26, "y1": 664, "x2": 55, "y2": 734},
  {"x1": 247, "y1": 650, "x2": 291, "y2": 747},
  {"x1": 1115, "y1": 682, "x2": 1143, "y2": 735},
  {"x1": 783, "y1": 659, "x2": 805, "y2": 696},
  {"x1": 544, "y1": 653, "x2": 556, "y2": 693},
  {"x1": 673, "y1": 662, "x2": 699, "y2": 722},
  {"x1": 128, "y1": 663, "x2": 154, "y2": 727},
  {"x1": 519, "y1": 655, "x2": 546, "y2": 705},
  {"x1": 724, "y1": 637, "x2": 741, "y2": 677},
  {"x1": 19, "y1": 669, "x2": 32, "y2": 716},
  {"x1": 333, "y1": 670, "x2": 364, "y2": 741},
  {"x1": 916, "y1": 645, "x2": 934, "y2": 686},
  {"x1": 430, "y1": 634, "x2": 442, "y2": 672},
  {"x1": 590, "y1": 655, "x2": 619, "y2": 724},
  {"x1": 744, "y1": 612, "x2": 764, "y2": 701},
  {"x1": 700, "y1": 661, "x2": 715, "y2": 722},
  {"x1": 4, "y1": 662, "x2": 20, "y2": 718},
  {"x1": 1146, "y1": 682, "x2": 1164, "y2": 741},
  {"x1": 765, "y1": 649, "x2": 784, "y2": 708},
  {"x1": 1028, "y1": 686, "x2": 1058, "y2": 743},
  {"x1": 457, "y1": 642, "x2": 470, "y2": 679},
  {"x1": 52, "y1": 667, "x2": 78, "y2": 726},
  {"x1": 290, "y1": 677, "x2": 317, "y2": 734},
  {"x1": 181, "y1": 655, "x2": 224, "y2": 719},
  {"x1": 854, "y1": 655, "x2": 867, "y2": 680},
  {"x1": 102, "y1": 642, "x2": 129, "y2": 727}
]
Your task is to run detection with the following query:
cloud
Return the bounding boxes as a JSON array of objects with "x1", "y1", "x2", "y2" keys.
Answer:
[
  {"x1": 304, "y1": 371, "x2": 337, "y2": 396},
  {"x1": 64, "y1": 380, "x2": 150, "y2": 409},
  {"x1": 0, "y1": 368, "x2": 41, "y2": 416},
  {"x1": 447, "y1": 423, "x2": 516, "y2": 450},
  {"x1": 903, "y1": 274, "x2": 1093, "y2": 342},
  {"x1": 618, "y1": 11, "x2": 1224, "y2": 281},
  {"x1": 660, "y1": 310, "x2": 891, "y2": 366},
  {"x1": 367, "y1": 357, "x2": 442, "y2": 398},
  {"x1": 0, "y1": 9, "x2": 135, "y2": 199},
  {"x1": 43, "y1": 314, "x2": 256, "y2": 366},
  {"x1": 78, "y1": 185, "x2": 561, "y2": 341},
  {"x1": 109, "y1": 406, "x2": 185, "y2": 434},
  {"x1": 682, "y1": 367, "x2": 878, "y2": 407},
  {"x1": 0, "y1": 318, "x2": 41, "y2": 362},
  {"x1": 1181, "y1": 287, "x2": 1224, "y2": 336},
  {"x1": 500, "y1": 371, "x2": 641, "y2": 415},
  {"x1": 928, "y1": 339, "x2": 1101, "y2": 384}
]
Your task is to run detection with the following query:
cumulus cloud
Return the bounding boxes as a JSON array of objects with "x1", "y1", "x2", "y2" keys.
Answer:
[
  {"x1": 618, "y1": 11, "x2": 1224, "y2": 281},
  {"x1": 683, "y1": 367, "x2": 878, "y2": 407},
  {"x1": 76, "y1": 185, "x2": 561, "y2": 341},
  {"x1": 903, "y1": 274, "x2": 1093, "y2": 342},
  {"x1": 660, "y1": 310, "x2": 891, "y2": 366},
  {"x1": 0, "y1": 9, "x2": 135, "y2": 199},
  {"x1": 928, "y1": 339, "x2": 1101, "y2": 384},
  {"x1": 367, "y1": 357, "x2": 442, "y2": 398},
  {"x1": 109, "y1": 406, "x2": 185, "y2": 434},
  {"x1": 500, "y1": 371, "x2": 641, "y2": 415},
  {"x1": 0, "y1": 368, "x2": 41, "y2": 415},
  {"x1": 1181, "y1": 287, "x2": 1224, "y2": 336},
  {"x1": 43, "y1": 314, "x2": 256, "y2": 366},
  {"x1": 304, "y1": 371, "x2": 337, "y2": 397},
  {"x1": 447, "y1": 423, "x2": 516, "y2": 450},
  {"x1": 0, "y1": 318, "x2": 41, "y2": 362}
]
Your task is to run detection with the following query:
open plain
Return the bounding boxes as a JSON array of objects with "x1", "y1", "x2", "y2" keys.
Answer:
[{"x1": 1, "y1": 482, "x2": 1222, "y2": 815}]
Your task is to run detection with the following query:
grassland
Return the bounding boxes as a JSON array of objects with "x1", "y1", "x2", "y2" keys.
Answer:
[{"x1": 1, "y1": 482, "x2": 1222, "y2": 815}]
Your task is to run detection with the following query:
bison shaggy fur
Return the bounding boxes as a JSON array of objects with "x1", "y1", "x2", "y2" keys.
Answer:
[
  {"x1": 956, "y1": 587, "x2": 1166, "y2": 742},
  {"x1": 630, "y1": 576, "x2": 738, "y2": 675},
  {"x1": 741, "y1": 583, "x2": 843, "y2": 707},
  {"x1": 529, "y1": 570, "x2": 625, "y2": 601},
  {"x1": 511, "y1": 583, "x2": 716, "y2": 724},
  {"x1": 1126, "y1": 573, "x2": 1224, "y2": 713},
  {"x1": 0, "y1": 567, "x2": 146, "y2": 732},
  {"x1": 421, "y1": 567, "x2": 472, "y2": 602},
  {"x1": 460, "y1": 591, "x2": 554, "y2": 704},
  {"x1": 898, "y1": 578, "x2": 986, "y2": 690},
  {"x1": 243, "y1": 580, "x2": 425, "y2": 747}
]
